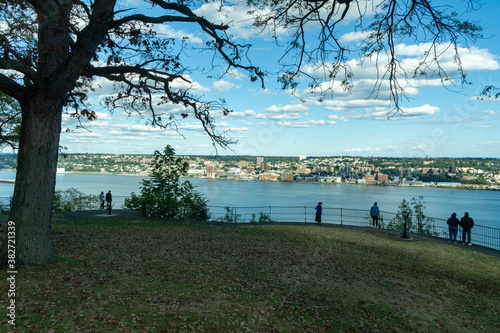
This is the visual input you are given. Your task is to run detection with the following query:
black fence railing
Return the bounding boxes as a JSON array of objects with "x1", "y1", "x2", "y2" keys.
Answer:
[
  {"x1": 1, "y1": 197, "x2": 498, "y2": 251},
  {"x1": 207, "y1": 206, "x2": 500, "y2": 251}
]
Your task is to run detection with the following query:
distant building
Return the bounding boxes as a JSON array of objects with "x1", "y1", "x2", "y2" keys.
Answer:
[
  {"x1": 257, "y1": 157, "x2": 264, "y2": 165},
  {"x1": 237, "y1": 161, "x2": 248, "y2": 168},
  {"x1": 206, "y1": 164, "x2": 215, "y2": 178},
  {"x1": 280, "y1": 172, "x2": 294, "y2": 182},
  {"x1": 377, "y1": 173, "x2": 388, "y2": 183},
  {"x1": 299, "y1": 156, "x2": 307, "y2": 160},
  {"x1": 258, "y1": 173, "x2": 278, "y2": 181}
]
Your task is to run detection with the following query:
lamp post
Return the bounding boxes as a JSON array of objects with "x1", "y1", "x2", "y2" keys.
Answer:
[{"x1": 401, "y1": 210, "x2": 410, "y2": 239}]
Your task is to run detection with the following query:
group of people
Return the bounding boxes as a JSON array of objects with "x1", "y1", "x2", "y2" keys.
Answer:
[
  {"x1": 99, "y1": 190, "x2": 112, "y2": 210},
  {"x1": 447, "y1": 212, "x2": 475, "y2": 245},
  {"x1": 316, "y1": 201, "x2": 476, "y2": 246},
  {"x1": 316, "y1": 201, "x2": 382, "y2": 229}
]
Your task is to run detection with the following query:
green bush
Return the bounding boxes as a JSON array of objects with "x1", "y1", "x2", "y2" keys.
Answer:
[
  {"x1": 124, "y1": 145, "x2": 210, "y2": 220},
  {"x1": 53, "y1": 188, "x2": 99, "y2": 212}
]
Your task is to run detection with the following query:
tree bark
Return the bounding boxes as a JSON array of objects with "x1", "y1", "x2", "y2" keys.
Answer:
[{"x1": 0, "y1": 95, "x2": 63, "y2": 267}]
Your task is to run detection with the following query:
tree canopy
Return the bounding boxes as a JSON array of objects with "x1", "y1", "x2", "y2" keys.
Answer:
[
  {"x1": 0, "y1": 91, "x2": 20, "y2": 149},
  {"x1": 0, "y1": 0, "x2": 266, "y2": 267},
  {"x1": 250, "y1": 0, "x2": 483, "y2": 114}
]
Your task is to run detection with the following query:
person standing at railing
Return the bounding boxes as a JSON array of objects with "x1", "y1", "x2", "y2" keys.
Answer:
[
  {"x1": 370, "y1": 202, "x2": 380, "y2": 229},
  {"x1": 460, "y1": 212, "x2": 474, "y2": 246},
  {"x1": 447, "y1": 212, "x2": 460, "y2": 243},
  {"x1": 315, "y1": 202, "x2": 323, "y2": 224},
  {"x1": 99, "y1": 191, "x2": 105, "y2": 210},
  {"x1": 106, "y1": 190, "x2": 113, "y2": 214}
]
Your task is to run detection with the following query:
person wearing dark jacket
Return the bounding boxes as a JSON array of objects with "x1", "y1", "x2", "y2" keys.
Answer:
[
  {"x1": 446, "y1": 212, "x2": 460, "y2": 243},
  {"x1": 460, "y1": 212, "x2": 474, "y2": 245},
  {"x1": 370, "y1": 202, "x2": 380, "y2": 229},
  {"x1": 315, "y1": 202, "x2": 323, "y2": 224},
  {"x1": 105, "y1": 191, "x2": 112, "y2": 209}
]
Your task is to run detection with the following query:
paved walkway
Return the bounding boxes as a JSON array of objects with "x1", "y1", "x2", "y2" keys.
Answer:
[
  {"x1": 55, "y1": 210, "x2": 500, "y2": 259},
  {"x1": 56, "y1": 209, "x2": 143, "y2": 221}
]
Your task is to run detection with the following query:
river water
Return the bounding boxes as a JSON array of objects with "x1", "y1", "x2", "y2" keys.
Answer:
[{"x1": 1, "y1": 171, "x2": 499, "y2": 229}]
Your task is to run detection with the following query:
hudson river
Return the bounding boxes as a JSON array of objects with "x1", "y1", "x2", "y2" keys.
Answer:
[{"x1": 0, "y1": 171, "x2": 499, "y2": 229}]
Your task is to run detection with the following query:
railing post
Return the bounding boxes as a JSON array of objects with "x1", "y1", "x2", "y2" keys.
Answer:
[
  {"x1": 234, "y1": 207, "x2": 237, "y2": 223},
  {"x1": 305, "y1": 206, "x2": 307, "y2": 223},
  {"x1": 340, "y1": 208, "x2": 343, "y2": 226}
]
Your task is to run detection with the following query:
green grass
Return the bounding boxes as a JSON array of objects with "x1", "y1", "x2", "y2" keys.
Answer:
[{"x1": 2, "y1": 219, "x2": 499, "y2": 332}]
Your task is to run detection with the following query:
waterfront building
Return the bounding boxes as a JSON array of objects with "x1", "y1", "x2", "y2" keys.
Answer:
[
  {"x1": 377, "y1": 173, "x2": 388, "y2": 183},
  {"x1": 258, "y1": 173, "x2": 278, "y2": 181},
  {"x1": 206, "y1": 164, "x2": 216, "y2": 178},
  {"x1": 281, "y1": 172, "x2": 294, "y2": 182}
]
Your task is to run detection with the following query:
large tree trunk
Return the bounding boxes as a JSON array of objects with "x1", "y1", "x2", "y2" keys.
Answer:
[{"x1": 0, "y1": 96, "x2": 63, "y2": 267}]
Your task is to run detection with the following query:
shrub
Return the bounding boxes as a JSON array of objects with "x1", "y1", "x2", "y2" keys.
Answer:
[
  {"x1": 53, "y1": 188, "x2": 98, "y2": 212},
  {"x1": 124, "y1": 145, "x2": 210, "y2": 220}
]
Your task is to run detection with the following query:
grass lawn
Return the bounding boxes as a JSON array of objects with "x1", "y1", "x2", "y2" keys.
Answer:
[{"x1": 1, "y1": 219, "x2": 499, "y2": 332}]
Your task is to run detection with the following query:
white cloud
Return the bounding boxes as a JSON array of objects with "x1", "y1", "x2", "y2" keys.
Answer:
[
  {"x1": 213, "y1": 80, "x2": 240, "y2": 92},
  {"x1": 94, "y1": 112, "x2": 113, "y2": 120},
  {"x1": 277, "y1": 119, "x2": 326, "y2": 128},
  {"x1": 171, "y1": 75, "x2": 210, "y2": 93},
  {"x1": 225, "y1": 110, "x2": 256, "y2": 118},
  {"x1": 265, "y1": 104, "x2": 309, "y2": 113},
  {"x1": 339, "y1": 31, "x2": 372, "y2": 43},
  {"x1": 154, "y1": 24, "x2": 203, "y2": 44},
  {"x1": 256, "y1": 113, "x2": 302, "y2": 120},
  {"x1": 401, "y1": 104, "x2": 440, "y2": 116}
]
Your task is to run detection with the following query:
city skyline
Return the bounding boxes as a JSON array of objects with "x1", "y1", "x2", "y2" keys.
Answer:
[{"x1": 52, "y1": 1, "x2": 500, "y2": 158}]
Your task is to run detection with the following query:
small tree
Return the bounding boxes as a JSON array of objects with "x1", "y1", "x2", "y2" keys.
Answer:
[
  {"x1": 125, "y1": 145, "x2": 209, "y2": 220},
  {"x1": 387, "y1": 196, "x2": 437, "y2": 236},
  {"x1": 386, "y1": 198, "x2": 413, "y2": 232}
]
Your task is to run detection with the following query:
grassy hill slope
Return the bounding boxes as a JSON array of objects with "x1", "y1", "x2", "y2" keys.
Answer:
[{"x1": 2, "y1": 219, "x2": 499, "y2": 332}]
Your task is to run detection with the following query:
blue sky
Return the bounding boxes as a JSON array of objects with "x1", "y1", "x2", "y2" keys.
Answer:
[{"x1": 59, "y1": 0, "x2": 500, "y2": 158}]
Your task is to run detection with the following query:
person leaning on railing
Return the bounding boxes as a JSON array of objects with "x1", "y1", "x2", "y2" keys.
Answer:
[
  {"x1": 460, "y1": 212, "x2": 474, "y2": 246},
  {"x1": 447, "y1": 212, "x2": 460, "y2": 243}
]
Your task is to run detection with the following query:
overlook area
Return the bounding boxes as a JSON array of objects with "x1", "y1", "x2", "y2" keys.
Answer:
[{"x1": 1, "y1": 215, "x2": 499, "y2": 332}]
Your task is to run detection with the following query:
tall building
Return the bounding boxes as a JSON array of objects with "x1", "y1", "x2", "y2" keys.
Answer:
[
  {"x1": 206, "y1": 164, "x2": 216, "y2": 178},
  {"x1": 257, "y1": 157, "x2": 264, "y2": 165}
]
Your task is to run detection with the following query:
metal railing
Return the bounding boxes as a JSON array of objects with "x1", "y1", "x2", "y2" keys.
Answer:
[
  {"x1": 1, "y1": 196, "x2": 498, "y2": 251},
  {"x1": 207, "y1": 206, "x2": 500, "y2": 251}
]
